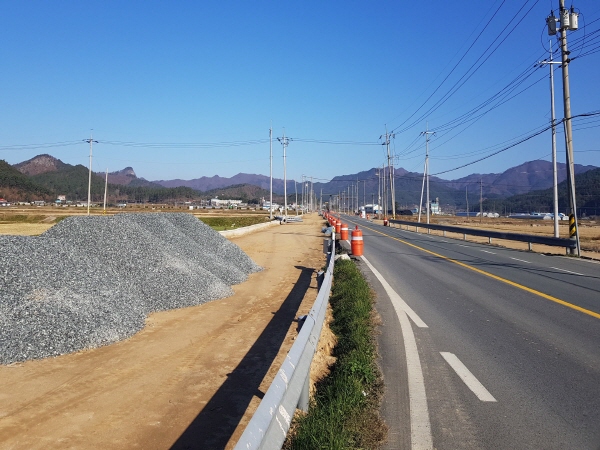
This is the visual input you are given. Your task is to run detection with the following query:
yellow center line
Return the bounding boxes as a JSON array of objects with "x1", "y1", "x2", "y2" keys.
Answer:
[{"x1": 349, "y1": 220, "x2": 600, "y2": 320}]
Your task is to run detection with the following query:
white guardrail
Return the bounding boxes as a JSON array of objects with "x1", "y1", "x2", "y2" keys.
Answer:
[{"x1": 234, "y1": 233, "x2": 336, "y2": 450}]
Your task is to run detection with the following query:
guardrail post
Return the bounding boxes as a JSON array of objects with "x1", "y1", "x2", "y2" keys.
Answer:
[
  {"x1": 463, "y1": 233, "x2": 467, "y2": 241},
  {"x1": 316, "y1": 270, "x2": 324, "y2": 291},
  {"x1": 528, "y1": 242, "x2": 532, "y2": 251},
  {"x1": 298, "y1": 373, "x2": 310, "y2": 412},
  {"x1": 443, "y1": 230, "x2": 446, "y2": 237},
  {"x1": 489, "y1": 237, "x2": 492, "y2": 244}
]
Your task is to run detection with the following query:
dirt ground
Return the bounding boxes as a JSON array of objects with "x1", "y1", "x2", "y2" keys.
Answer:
[
  {"x1": 0, "y1": 213, "x2": 331, "y2": 449},
  {"x1": 367, "y1": 216, "x2": 600, "y2": 259}
]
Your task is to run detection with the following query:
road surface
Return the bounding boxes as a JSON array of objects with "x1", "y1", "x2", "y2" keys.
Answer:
[{"x1": 344, "y1": 215, "x2": 600, "y2": 450}]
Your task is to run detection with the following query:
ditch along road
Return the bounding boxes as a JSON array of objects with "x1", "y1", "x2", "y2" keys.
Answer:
[
  {"x1": 0, "y1": 213, "x2": 333, "y2": 450},
  {"x1": 342, "y1": 215, "x2": 600, "y2": 450}
]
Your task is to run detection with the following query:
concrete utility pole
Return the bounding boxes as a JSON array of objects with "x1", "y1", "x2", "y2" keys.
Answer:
[
  {"x1": 380, "y1": 128, "x2": 396, "y2": 218},
  {"x1": 548, "y1": 2, "x2": 580, "y2": 255},
  {"x1": 538, "y1": 41, "x2": 560, "y2": 237},
  {"x1": 277, "y1": 132, "x2": 290, "y2": 221},
  {"x1": 269, "y1": 126, "x2": 273, "y2": 220},
  {"x1": 480, "y1": 179, "x2": 483, "y2": 224},
  {"x1": 103, "y1": 169, "x2": 108, "y2": 214},
  {"x1": 84, "y1": 134, "x2": 98, "y2": 216},
  {"x1": 420, "y1": 126, "x2": 435, "y2": 224}
]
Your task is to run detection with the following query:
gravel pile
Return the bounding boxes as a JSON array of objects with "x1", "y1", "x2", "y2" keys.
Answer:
[{"x1": 0, "y1": 213, "x2": 261, "y2": 365}]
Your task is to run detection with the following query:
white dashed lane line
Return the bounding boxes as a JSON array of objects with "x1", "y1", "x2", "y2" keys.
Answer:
[
  {"x1": 550, "y1": 267, "x2": 585, "y2": 276},
  {"x1": 510, "y1": 257, "x2": 531, "y2": 264}
]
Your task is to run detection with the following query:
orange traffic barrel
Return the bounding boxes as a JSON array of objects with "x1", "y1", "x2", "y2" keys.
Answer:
[
  {"x1": 340, "y1": 223, "x2": 349, "y2": 240},
  {"x1": 351, "y1": 225, "x2": 363, "y2": 256},
  {"x1": 335, "y1": 220, "x2": 341, "y2": 234}
]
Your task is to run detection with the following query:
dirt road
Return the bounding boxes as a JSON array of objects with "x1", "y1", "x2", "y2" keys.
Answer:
[{"x1": 0, "y1": 214, "x2": 326, "y2": 449}]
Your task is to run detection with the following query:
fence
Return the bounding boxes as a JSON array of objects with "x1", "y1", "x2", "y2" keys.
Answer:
[
  {"x1": 234, "y1": 234, "x2": 336, "y2": 449},
  {"x1": 388, "y1": 219, "x2": 577, "y2": 251}
]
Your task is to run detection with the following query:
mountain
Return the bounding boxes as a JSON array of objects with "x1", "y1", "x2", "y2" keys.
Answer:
[
  {"x1": 0, "y1": 159, "x2": 54, "y2": 201},
  {"x1": 202, "y1": 184, "x2": 285, "y2": 204},
  {"x1": 14, "y1": 154, "x2": 69, "y2": 176},
  {"x1": 6, "y1": 154, "x2": 598, "y2": 209},
  {"x1": 481, "y1": 168, "x2": 600, "y2": 216},
  {"x1": 6, "y1": 157, "x2": 202, "y2": 204},
  {"x1": 154, "y1": 173, "x2": 294, "y2": 194},
  {"x1": 445, "y1": 160, "x2": 597, "y2": 198},
  {"x1": 102, "y1": 167, "x2": 162, "y2": 188}
]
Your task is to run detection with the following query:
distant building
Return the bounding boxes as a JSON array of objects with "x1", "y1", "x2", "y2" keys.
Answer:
[
  {"x1": 262, "y1": 201, "x2": 279, "y2": 211},
  {"x1": 210, "y1": 198, "x2": 242, "y2": 207}
]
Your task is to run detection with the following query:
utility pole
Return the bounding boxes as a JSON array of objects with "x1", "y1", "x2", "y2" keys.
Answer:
[
  {"x1": 480, "y1": 179, "x2": 483, "y2": 224},
  {"x1": 311, "y1": 176, "x2": 314, "y2": 212},
  {"x1": 380, "y1": 128, "x2": 396, "y2": 218},
  {"x1": 269, "y1": 126, "x2": 273, "y2": 220},
  {"x1": 538, "y1": 41, "x2": 560, "y2": 237},
  {"x1": 103, "y1": 169, "x2": 108, "y2": 214},
  {"x1": 547, "y1": 2, "x2": 580, "y2": 255},
  {"x1": 420, "y1": 126, "x2": 435, "y2": 224},
  {"x1": 466, "y1": 186, "x2": 469, "y2": 221},
  {"x1": 277, "y1": 132, "x2": 289, "y2": 222},
  {"x1": 84, "y1": 134, "x2": 98, "y2": 216},
  {"x1": 294, "y1": 180, "x2": 298, "y2": 216}
]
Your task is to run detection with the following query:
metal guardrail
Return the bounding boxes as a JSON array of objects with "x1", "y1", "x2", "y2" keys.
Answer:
[
  {"x1": 234, "y1": 233, "x2": 336, "y2": 450},
  {"x1": 388, "y1": 219, "x2": 577, "y2": 250}
]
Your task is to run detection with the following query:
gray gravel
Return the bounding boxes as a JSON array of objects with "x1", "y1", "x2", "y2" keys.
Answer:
[{"x1": 0, "y1": 213, "x2": 261, "y2": 365}]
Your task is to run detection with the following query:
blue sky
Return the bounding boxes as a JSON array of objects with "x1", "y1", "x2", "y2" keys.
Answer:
[{"x1": 1, "y1": 0, "x2": 599, "y2": 184}]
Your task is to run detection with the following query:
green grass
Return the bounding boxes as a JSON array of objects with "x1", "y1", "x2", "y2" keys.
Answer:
[
  {"x1": 0, "y1": 214, "x2": 70, "y2": 224},
  {"x1": 197, "y1": 215, "x2": 269, "y2": 230},
  {"x1": 285, "y1": 259, "x2": 386, "y2": 449}
]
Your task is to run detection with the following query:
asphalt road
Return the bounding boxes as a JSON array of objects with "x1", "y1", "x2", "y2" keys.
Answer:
[{"x1": 342, "y1": 216, "x2": 600, "y2": 450}]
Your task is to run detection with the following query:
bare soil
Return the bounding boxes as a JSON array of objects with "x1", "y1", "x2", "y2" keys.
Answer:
[
  {"x1": 370, "y1": 216, "x2": 600, "y2": 259},
  {"x1": 0, "y1": 213, "x2": 332, "y2": 449}
]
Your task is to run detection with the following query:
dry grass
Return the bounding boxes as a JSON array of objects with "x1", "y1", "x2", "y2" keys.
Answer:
[
  {"x1": 0, "y1": 223, "x2": 55, "y2": 236},
  {"x1": 378, "y1": 216, "x2": 600, "y2": 259}
]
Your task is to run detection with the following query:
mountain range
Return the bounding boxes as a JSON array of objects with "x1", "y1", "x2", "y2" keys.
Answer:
[{"x1": 2, "y1": 154, "x2": 597, "y2": 211}]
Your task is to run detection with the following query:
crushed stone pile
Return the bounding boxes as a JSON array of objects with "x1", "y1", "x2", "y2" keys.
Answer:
[{"x1": 0, "y1": 213, "x2": 261, "y2": 365}]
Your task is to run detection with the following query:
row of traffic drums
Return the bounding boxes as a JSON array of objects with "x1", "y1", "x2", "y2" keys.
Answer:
[{"x1": 322, "y1": 212, "x2": 363, "y2": 256}]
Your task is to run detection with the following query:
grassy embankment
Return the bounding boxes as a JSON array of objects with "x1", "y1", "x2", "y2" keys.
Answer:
[
  {"x1": 285, "y1": 258, "x2": 386, "y2": 449},
  {"x1": 196, "y1": 215, "x2": 270, "y2": 231}
]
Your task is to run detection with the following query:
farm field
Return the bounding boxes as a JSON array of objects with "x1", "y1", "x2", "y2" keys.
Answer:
[
  {"x1": 374, "y1": 215, "x2": 600, "y2": 258},
  {"x1": 0, "y1": 205, "x2": 274, "y2": 234}
]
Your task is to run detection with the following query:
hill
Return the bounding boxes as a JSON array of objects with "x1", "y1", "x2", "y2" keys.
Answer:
[
  {"x1": 202, "y1": 184, "x2": 284, "y2": 204},
  {"x1": 154, "y1": 173, "x2": 294, "y2": 195},
  {"x1": 446, "y1": 160, "x2": 597, "y2": 197},
  {"x1": 0, "y1": 160, "x2": 54, "y2": 201},
  {"x1": 481, "y1": 168, "x2": 600, "y2": 216},
  {"x1": 7, "y1": 158, "x2": 201, "y2": 204},
  {"x1": 13, "y1": 154, "x2": 69, "y2": 176}
]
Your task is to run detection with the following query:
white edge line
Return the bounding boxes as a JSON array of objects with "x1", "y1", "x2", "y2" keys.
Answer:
[
  {"x1": 480, "y1": 250, "x2": 496, "y2": 254},
  {"x1": 550, "y1": 267, "x2": 585, "y2": 276},
  {"x1": 440, "y1": 352, "x2": 497, "y2": 402},
  {"x1": 361, "y1": 255, "x2": 428, "y2": 328},
  {"x1": 360, "y1": 255, "x2": 432, "y2": 448}
]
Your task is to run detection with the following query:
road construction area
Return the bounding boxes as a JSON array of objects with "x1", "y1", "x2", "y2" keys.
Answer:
[{"x1": 0, "y1": 213, "x2": 328, "y2": 449}]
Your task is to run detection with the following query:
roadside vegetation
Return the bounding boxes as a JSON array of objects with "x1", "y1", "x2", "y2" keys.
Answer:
[
  {"x1": 197, "y1": 215, "x2": 270, "y2": 230},
  {"x1": 285, "y1": 258, "x2": 386, "y2": 449},
  {"x1": 0, "y1": 214, "x2": 66, "y2": 224}
]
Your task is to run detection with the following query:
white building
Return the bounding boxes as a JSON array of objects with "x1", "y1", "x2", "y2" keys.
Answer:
[{"x1": 210, "y1": 198, "x2": 243, "y2": 208}]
